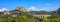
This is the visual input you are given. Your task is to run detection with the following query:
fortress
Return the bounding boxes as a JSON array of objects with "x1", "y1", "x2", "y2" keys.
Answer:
[{"x1": 3, "y1": 6, "x2": 51, "y2": 18}]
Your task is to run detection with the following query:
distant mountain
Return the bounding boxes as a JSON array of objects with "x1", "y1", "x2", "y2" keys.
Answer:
[
  {"x1": 30, "y1": 10, "x2": 56, "y2": 15},
  {"x1": 30, "y1": 11, "x2": 50, "y2": 15}
]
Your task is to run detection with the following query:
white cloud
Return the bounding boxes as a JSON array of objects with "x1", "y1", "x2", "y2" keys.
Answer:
[
  {"x1": 46, "y1": 3, "x2": 51, "y2": 7},
  {"x1": 0, "y1": 8, "x2": 7, "y2": 12},
  {"x1": 47, "y1": 4, "x2": 51, "y2": 6},
  {"x1": 27, "y1": 6, "x2": 37, "y2": 11}
]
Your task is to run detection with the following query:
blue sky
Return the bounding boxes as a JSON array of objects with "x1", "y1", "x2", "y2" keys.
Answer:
[{"x1": 0, "y1": 0, "x2": 60, "y2": 11}]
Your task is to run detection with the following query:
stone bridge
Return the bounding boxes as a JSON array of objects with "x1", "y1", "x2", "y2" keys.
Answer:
[{"x1": 33, "y1": 15, "x2": 51, "y2": 18}]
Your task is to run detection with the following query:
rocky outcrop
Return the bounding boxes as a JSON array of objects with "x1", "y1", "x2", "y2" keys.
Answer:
[{"x1": 3, "y1": 6, "x2": 28, "y2": 17}]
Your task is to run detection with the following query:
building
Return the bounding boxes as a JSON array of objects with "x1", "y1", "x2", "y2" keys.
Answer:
[{"x1": 3, "y1": 6, "x2": 28, "y2": 17}]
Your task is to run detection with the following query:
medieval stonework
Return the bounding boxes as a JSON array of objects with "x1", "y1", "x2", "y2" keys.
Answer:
[
  {"x1": 3, "y1": 6, "x2": 28, "y2": 17},
  {"x1": 3, "y1": 6, "x2": 51, "y2": 18}
]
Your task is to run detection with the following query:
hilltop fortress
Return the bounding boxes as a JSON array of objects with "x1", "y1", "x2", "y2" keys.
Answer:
[{"x1": 3, "y1": 6, "x2": 51, "y2": 18}]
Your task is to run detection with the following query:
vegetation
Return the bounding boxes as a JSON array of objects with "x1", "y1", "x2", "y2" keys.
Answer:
[
  {"x1": 0, "y1": 6, "x2": 39, "y2": 22},
  {"x1": 30, "y1": 7, "x2": 60, "y2": 22},
  {"x1": 0, "y1": 6, "x2": 60, "y2": 22}
]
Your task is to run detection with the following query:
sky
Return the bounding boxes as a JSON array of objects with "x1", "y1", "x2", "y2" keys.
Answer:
[{"x1": 0, "y1": 0, "x2": 60, "y2": 12}]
